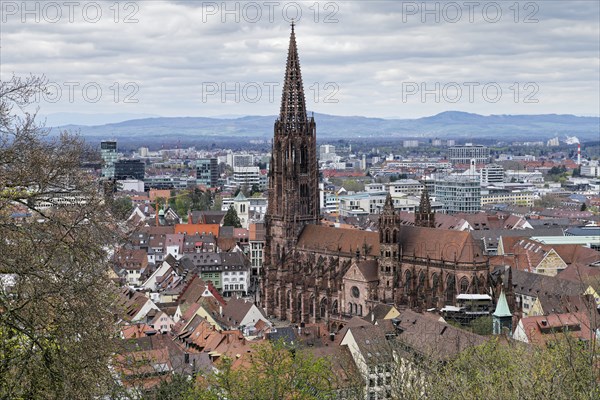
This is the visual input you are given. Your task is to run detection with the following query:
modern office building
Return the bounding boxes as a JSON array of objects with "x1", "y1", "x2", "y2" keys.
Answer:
[
  {"x1": 114, "y1": 159, "x2": 145, "y2": 180},
  {"x1": 100, "y1": 140, "x2": 118, "y2": 179},
  {"x1": 231, "y1": 166, "x2": 263, "y2": 189},
  {"x1": 144, "y1": 176, "x2": 196, "y2": 190},
  {"x1": 480, "y1": 164, "x2": 504, "y2": 185},
  {"x1": 448, "y1": 144, "x2": 490, "y2": 165},
  {"x1": 196, "y1": 158, "x2": 219, "y2": 188},
  {"x1": 435, "y1": 175, "x2": 481, "y2": 214}
]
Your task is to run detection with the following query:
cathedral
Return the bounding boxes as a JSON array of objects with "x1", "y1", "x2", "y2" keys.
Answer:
[{"x1": 261, "y1": 25, "x2": 491, "y2": 325}]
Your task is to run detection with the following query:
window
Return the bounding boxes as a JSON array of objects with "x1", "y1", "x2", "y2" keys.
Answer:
[{"x1": 351, "y1": 286, "x2": 360, "y2": 298}]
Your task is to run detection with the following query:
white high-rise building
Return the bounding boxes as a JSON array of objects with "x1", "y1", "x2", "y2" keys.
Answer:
[
  {"x1": 480, "y1": 164, "x2": 504, "y2": 185},
  {"x1": 448, "y1": 144, "x2": 490, "y2": 165},
  {"x1": 435, "y1": 174, "x2": 481, "y2": 214}
]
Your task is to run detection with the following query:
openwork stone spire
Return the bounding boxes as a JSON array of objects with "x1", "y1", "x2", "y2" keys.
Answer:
[
  {"x1": 263, "y1": 23, "x2": 320, "y2": 319},
  {"x1": 382, "y1": 192, "x2": 395, "y2": 215},
  {"x1": 279, "y1": 21, "x2": 308, "y2": 129},
  {"x1": 415, "y1": 187, "x2": 436, "y2": 228}
]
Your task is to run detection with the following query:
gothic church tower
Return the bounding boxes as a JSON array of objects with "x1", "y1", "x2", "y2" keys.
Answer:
[
  {"x1": 262, "y1": 24, "x2": 320, "y2": 315},
  {"x1": 378, "y1": 193, "x2": 401, "y2": 303}
]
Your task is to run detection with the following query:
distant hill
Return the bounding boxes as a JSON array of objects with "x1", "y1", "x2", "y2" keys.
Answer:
[{"x1": 51, "y1": 111, "x2": 599, "y2": 141}]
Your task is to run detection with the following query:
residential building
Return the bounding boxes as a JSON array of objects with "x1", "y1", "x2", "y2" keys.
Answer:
[
  {"x1": 480, "y1": 190, "x2": 534, "y2": 207},
  {"x1": 513, "y1": 311, "x2": 597, "y2": 345},
  {"x1": 249, "y1": 222, "x2": 265, "y2": 277},
  {"x1": 184, "y1": 252, "x2": 250, "y2": 296}
]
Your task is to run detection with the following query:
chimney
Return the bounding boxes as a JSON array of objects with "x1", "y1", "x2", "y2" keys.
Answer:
[{"x1": 577, "y1": 144, "x2": 581, "y2": 165}]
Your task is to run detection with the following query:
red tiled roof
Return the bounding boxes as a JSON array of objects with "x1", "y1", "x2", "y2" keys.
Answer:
[{"x1": 297, "y1": 225, "x2": 379, "y2": 257}]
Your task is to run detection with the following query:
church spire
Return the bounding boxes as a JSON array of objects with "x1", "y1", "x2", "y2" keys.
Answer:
[
  {"x1": 382, "y1": 192, "x2": 395, "y2": 215},
  {"x1": 279, "y1": 22, "x2": 308, "y2": 127},
  {"x1": 415, "y1": 186, "x2": 435, "y2": 228},
  {"x1": 419, "y1": 186, "x2": 432, "y2": 215}
]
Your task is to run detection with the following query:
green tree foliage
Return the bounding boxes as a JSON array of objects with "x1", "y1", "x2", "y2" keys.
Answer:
[
  {"x1": 403, "y1": 337, "x2": 599, "y2": 400},
  {"x1": 111, "y1": 196, "x2": 133, "y2": 220},
  {"x1": 212, "y1": 194, "x2": 223, "y2": 211},
  {"x1": 535, "y1": 195, "x2": 562, "y2": 208},
  {"x1": 190, "y1": 188, "x2": 212, "y2": 211},
  {"x1": 188, "y1": 340, "x2": 336, "y2": 400},
  {"x1": 469, "y1": 316, "x2": 492, "y2": 336},
  {"x1": 223, "y1": 205, "x2": 241, "y2": 228},
  {"x1": 142, "y1": 374, "x2": 195, "y2": 400},
  {"x1": 155, "y1": 196, "x2": 167, "y2": 210},
  {"x1": 0, "y1": 75, "x2": 118, "y2": 398},
  {"x1": 175, "y1": 194, "x2": 192, "y2": 216},
  {"x1": 250, "y1": 184, "x2": 261, "y2": 196}
]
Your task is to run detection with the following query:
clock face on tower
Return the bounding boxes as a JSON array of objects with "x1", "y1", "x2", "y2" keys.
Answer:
[{"x1": 351, "y1": 286, "x2": 360, "y2": 298}]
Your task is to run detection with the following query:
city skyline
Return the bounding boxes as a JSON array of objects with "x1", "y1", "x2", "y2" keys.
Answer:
[{"x1": 2, "y1": 1, "x2": 599, "y2": 122}]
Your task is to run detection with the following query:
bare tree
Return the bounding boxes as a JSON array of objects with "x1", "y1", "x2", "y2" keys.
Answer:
[{"x1": 0, "y1": 75, "x2": 120, "y2": 399}]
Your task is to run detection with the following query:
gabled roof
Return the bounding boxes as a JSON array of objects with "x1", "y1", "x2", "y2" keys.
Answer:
[
  {"x1": 297, "y1": 225, "x2": 379, "y2": 257},
  {"x1": 398, "y1": 226, "x2": 486, "y2": 264},
  {"x1": 178, "y1": 275, "x2": 210, "y2": 305},
  {"x1": 353, "y1": 260, "x2": 379, "y2": 282},
  {"x1": 190, "y1": 210, "x2": 226, "y2": 225},
  {"x1": 506, "y1": 268, "x2": 589, "y2": 298},
  {"x1": 364, "y1": 304, "x2": 400, "y2": 322},
  {"x1": 392, "y1": 309, "x2": 487, "y2": 361},
  {"x1": 517, "y1": 311, "x2": 596, "y2": 346},
  {"x1": 396, "y1": 211, "x2": 468, "y2": 231},
  {"x1": 116, "y1": 287, "x2": 154, "y2": 322},
  {"x1": 558, "y1": 263, "x2": 600, "y2": 284},
  {"x1": 221, "y1": 297, "x2": 264, "y2": 328},
  {"x1": 175, "y1": 223, "x2": 219, "y2": 237},
  {"x1": 344, "y1": 324, "x2": 393, "y2": 365}
]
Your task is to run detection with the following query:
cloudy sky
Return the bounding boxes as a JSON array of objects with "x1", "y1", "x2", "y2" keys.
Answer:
[{"x1": 2, "y1": 0, "x2": 599, "y2": 122}]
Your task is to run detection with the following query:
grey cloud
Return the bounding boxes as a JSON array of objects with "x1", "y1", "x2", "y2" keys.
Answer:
[{"x1": 1, "y1": 0, "x2": 597, "y2": 118}]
